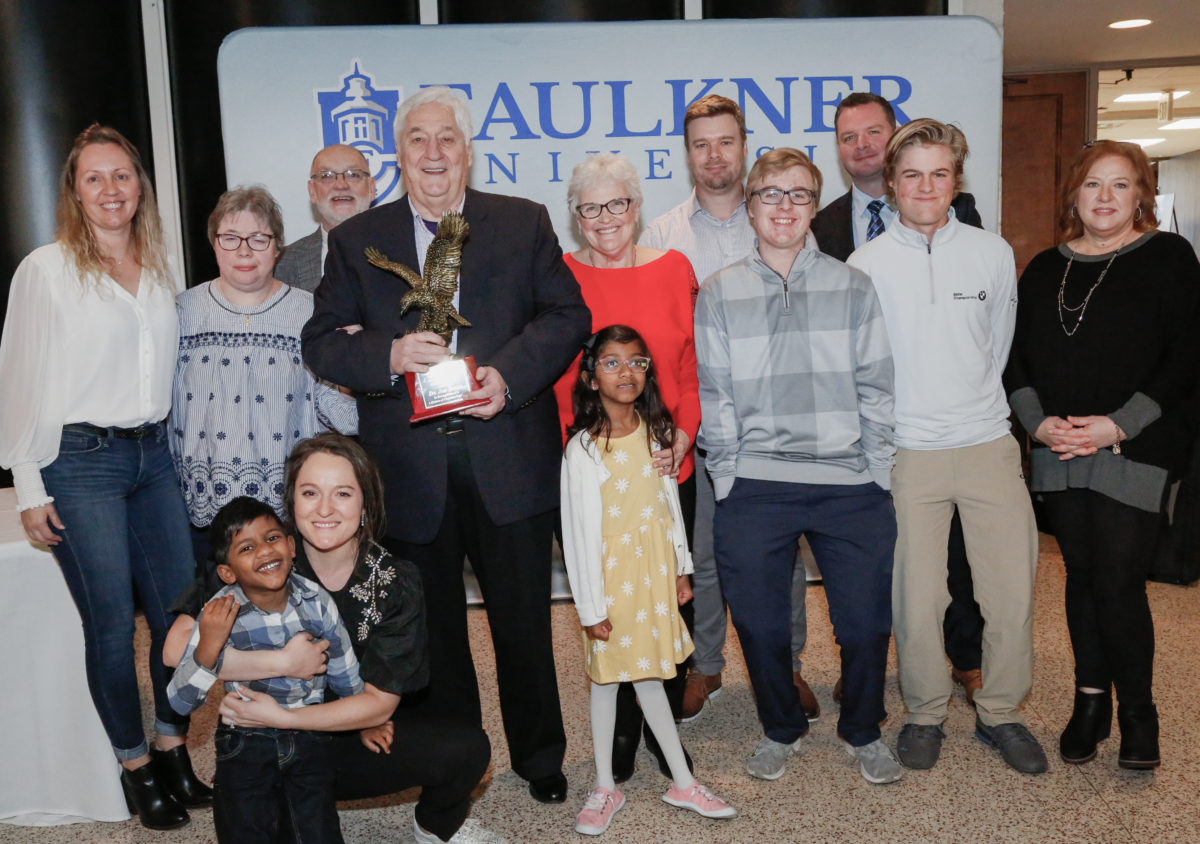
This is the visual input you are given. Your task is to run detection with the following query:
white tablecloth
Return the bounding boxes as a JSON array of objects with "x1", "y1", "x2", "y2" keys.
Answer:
[{"x1": 0, "y1": 488, "x2": 129, "y2": 825}]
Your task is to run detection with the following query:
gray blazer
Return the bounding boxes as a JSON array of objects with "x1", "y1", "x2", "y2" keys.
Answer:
[{"x1": 276, "y1": 228, "x2": 322, "y2": 292}]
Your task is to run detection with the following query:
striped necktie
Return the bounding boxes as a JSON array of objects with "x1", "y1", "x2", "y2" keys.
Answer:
[{"x1": 866, "y1": 199, "x2": 886, "y2": 242}]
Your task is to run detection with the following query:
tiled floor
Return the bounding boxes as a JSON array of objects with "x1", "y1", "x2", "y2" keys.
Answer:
[{"x1": 3, "y1": 532, "x2": 1199, "y2": 843}]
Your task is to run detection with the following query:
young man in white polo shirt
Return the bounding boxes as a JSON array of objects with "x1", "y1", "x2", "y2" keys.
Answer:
[{"x1": 848, "y1": 119, "x2": 1046, "y2": 775}]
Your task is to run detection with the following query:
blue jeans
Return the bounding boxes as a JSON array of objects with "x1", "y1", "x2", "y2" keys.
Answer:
[
  {"x1": 714, "y1": 479, "x2": 896, "y2": 746},
  {"x1": 41, "y1": 423, "x2": 194, "y2": 759},
  {"x1": 213, "y1": 726, "x2": 343, "y2": 844}
]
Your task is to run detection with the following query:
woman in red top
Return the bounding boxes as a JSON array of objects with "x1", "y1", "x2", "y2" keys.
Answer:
[
  {"x1": 553, "y1": 152, "x2": 701, "y2": 784},
  {"x1": 552, "y1": 153, "x2": 700, "y2": 483}
]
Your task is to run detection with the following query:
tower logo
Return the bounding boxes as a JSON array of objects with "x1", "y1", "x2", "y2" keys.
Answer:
[{"x1": 316, "y1": 63, "x2": 404, "y2": 203}]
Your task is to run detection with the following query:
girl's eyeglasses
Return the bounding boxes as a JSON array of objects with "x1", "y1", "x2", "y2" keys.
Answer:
[{"x1": 596, "y1": 356, "x2": 650, "y2": 374}]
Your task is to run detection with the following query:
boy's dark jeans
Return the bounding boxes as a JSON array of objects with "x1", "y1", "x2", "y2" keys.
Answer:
[{"x1": 213, "y1": 725, "x2": 343, "y2": 844}]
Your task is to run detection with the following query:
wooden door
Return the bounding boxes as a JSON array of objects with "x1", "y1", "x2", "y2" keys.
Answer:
[{"x1": 1001, "y1": 72, "x2": 1088, "y2": 274}]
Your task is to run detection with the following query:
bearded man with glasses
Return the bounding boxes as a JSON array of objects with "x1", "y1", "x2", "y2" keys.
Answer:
[{"x1": 276, "y1": 144, "x2": 377, "y2": 292}]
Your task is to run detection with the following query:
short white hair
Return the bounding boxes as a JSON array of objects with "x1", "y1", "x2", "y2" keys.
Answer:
[
  {"x1": 566, "y1": 153, "x2": 643, "y2": 212},
  {"x1": 393, "y1": 86, "x2": 474, "y2": 151}
]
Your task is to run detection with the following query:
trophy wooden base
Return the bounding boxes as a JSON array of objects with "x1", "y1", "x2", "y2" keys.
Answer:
[{"x1": 406, "y1": 355, "x2": 489, "y2": 423}]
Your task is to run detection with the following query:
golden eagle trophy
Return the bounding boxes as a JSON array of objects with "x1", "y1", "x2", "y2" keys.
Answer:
[{"x1": 365, "y1": 211, "x2": 487, "y2": 423}]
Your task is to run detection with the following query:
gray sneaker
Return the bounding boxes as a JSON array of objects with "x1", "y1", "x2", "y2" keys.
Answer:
[
  {"x1": 845, "y1": 739, "x2": 903, "y2": 784},
  {"x1": 745, "y1": 735, "x2": 803, "y2": 780},
  {"x1": 896, "y1": 723, "x2": 945, "y2": 770},
  {"x1": 975, "y1": 719, "x2": 1048, "y2": 774}
]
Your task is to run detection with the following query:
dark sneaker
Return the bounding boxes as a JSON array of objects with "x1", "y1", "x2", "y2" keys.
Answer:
[
  {"x1": 896, "y1": 723, "x2": 945, "y2": 770},
  {"x1": 975, "y1": 719, "x2": 1049, "y2": 774}
]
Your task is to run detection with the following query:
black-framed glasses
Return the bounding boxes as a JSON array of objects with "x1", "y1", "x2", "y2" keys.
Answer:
[
  {"x1": 751, "y1": 187, "x2": 815, "y2": 206},
  {"x1": 310, "y1": 168, "x2": 370, "y2": 184},
  {"x1": 216, "y1": 233, "x2": 275, "y2": 252},
  {"x1": 596, "y1": 355, "x2": 651, "y2": 374},
  {"x1": 576, "y1": 197, "x2": 632, "y2": 219}
]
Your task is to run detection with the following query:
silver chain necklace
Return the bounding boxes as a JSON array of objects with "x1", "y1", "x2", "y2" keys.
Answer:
[{"x1": 1057, "y1": 248, "x2": 1119, "y2": 337}]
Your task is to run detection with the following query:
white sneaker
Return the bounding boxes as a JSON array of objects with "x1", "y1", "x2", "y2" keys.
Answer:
[
  {"x1": 415, "y1": 816, "x2": 508, "y2": 843},
  {"x1": 845, "y1": 739, "x2": 903, "y2": 784},
  {"x1": 745, "y1": 734, "x2": 803, "y2": 780}
]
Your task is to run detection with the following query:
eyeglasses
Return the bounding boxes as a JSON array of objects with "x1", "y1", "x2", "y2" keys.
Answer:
[
  {"x1": 310, "y1": 168, "x2": 370, "y2": 184},
  {"x1": 751, "y1": 187, "x2": 815, "y2": 206},
  {"x1": 596, "y1": 356, "x2": 651, "y2": 374},
  {"x1": 576, "y1": 197, "x2": 632, "y2": 219},
  {"x1": 216, "y1": 233, "x2": 275, "y2": 252}
]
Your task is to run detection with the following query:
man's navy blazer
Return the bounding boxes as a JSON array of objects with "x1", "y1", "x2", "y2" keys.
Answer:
[
  {"x1": 811, "y1": 190, "x2": 983, "y2": 262},
  {"x1": 301, "y1": 189, "x2": 591, "y2": 542}
]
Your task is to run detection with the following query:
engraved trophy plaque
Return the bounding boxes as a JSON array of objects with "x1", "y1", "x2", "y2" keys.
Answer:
[{"x1": 364, "y1": 211, "x2": 488, "y2": 423}]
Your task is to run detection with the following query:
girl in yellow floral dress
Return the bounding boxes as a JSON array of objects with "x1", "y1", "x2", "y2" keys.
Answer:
[{"x1": 561, "y1": 325, "x2": 736, "y2": 836}]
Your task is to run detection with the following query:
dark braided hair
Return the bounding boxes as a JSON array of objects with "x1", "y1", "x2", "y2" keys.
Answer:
[{"x1": 568, "y1": 324, "x2": 676, "y2": 455}]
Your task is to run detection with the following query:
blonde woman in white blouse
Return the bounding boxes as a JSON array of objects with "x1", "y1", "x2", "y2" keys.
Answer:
[{"x1": 0, "y1": 125, "x2": 208, "y2": 830}]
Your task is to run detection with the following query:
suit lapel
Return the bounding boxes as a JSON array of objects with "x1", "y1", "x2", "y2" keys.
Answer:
[
  {"x1": 458, "y1": 189, "x2": 492, "y2": 332},
  {"x1": 301, "y1": 229, "x2": 322, "y2": 288},
  {"x1": 392, "y1": 195, "x2": 421, "y2": 270}
]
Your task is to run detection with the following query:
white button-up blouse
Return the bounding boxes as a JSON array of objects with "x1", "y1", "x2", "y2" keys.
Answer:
[{"x1": 0, "y1": 242, "x2": 180, "y2": 509}]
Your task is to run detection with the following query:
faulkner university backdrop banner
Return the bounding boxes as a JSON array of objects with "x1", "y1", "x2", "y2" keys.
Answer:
[{"x1": 217, "y1": 17, "x2": 1002, "y2": 251}]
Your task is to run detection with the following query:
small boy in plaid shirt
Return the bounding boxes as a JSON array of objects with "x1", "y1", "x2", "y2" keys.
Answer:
[{"x1": 168, "y1": 496, "x2": 361, "y2": 843}]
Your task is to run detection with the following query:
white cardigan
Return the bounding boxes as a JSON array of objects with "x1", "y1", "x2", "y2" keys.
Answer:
[{"x1": 560, "y1": 429, "x2": 694, "y2": 627}]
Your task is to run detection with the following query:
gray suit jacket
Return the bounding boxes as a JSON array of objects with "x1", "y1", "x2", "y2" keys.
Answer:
[{"x1": 276, "y1": 228, "x2": 323, "y2": 292}]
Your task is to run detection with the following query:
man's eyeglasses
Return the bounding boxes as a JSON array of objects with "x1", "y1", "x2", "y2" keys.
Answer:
[
  {"x1": 216, "y1": 233, "x2": 275, "y2": 252},
  {"x1": 310, "y1": 168, "x2": 370, "y2": 184},
  {"x1": 576, "y1": 198, "x2": 632, "y2": 219},
  {"x1": 751, "y1": 187, "x2": 815, "y2": 206},
  {"x1": 596, "y1": 356, "x2": 651, "y2": 374}
]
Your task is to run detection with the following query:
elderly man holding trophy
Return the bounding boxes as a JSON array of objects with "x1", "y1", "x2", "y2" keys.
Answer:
[{"x1": 302, "y1": 86, "x2": 591, "y2": 805}]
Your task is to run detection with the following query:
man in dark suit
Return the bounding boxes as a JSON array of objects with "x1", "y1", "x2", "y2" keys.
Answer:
[
  {"x1": 811, "y1": 92, "x2": 982, "y2": 261},
  {"x1": 276, "y1": 144, "x2": 375, "y2": 292},
  {"x1": 811, "y1": 92, "x2": 985, "y2": 704},
  {"x1": 302, "y1": 88, "x2": 590, "y2": 805}
]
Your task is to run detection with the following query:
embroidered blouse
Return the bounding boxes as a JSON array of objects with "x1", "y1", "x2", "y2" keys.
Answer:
[
  {"x1": 293, "y1": 541, "x2": 430, "y2": 697},
  {"x1": 170, "y1": 281, "x2": 358, "y2": 526}
]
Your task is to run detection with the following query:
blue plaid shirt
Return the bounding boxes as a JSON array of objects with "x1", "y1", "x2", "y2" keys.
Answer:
[{"x1": 168, "y1": 573, "x2": 363, "y2": 715}]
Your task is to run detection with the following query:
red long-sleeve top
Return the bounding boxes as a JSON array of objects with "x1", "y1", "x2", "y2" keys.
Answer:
[{"x1": 552, "y1": 249, "x2": 701, "y2": 482}]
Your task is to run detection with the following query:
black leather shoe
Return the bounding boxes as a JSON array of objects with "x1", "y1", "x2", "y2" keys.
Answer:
[
  {"x1": 643, "y1": 724, "x2": 694, "y2": 779},
  {"x1": 1117, "y1": 704, "x2": 1161, "y2": 770},
  {"x1": 121, "y1": 763, "x2": 189, "y2": 830},
  {"x1": 528, "y1": 771, "x2": 568, "y2": 803},
  {"x1": 152, "y1": 745, "x2": 214, "y2": 808},
  {"x1": 612, "y1": 733, "x2": 638, "y2": 784},
  {"x1": 1060, "y1": 690, "x2": 1111, "y2": 764}
]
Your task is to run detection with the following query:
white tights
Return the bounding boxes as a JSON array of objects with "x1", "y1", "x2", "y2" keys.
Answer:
[{"x1": 590, "y1": 679, "x2": 693, "y2": 791}]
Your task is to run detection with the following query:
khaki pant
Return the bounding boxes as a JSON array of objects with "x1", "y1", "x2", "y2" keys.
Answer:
[{"x1": 892, "y1": 435, "x2": 1038, "y2": 727}]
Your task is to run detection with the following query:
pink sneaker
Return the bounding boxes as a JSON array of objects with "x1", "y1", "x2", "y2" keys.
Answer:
[
  {"x1": 661, "y1": 781, "x2": 737, "y2": 819},
  {"x1": 575, "y1": 786, "x2": 625, "y2": 835}
]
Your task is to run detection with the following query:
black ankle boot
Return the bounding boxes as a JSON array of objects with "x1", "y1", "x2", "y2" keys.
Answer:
[
  {"x1": 1117, "y1": 704, "x2": 1160, "y2": 770},
  {"x1": 121, "y1": 762, "x2": 189, "y2": 830},
  {"x1": 152, "y1": 745, "x2": 214, "y2": 808},
  {"x1": 643, "y1": 723, "x2": 694, "y2": 780},
  {"x1": 612, "y1": 733, "x2": 638, "y2": 784},
  {"x1": 1059, "y1": 690, "x2": 1112, "y2": 764}
]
